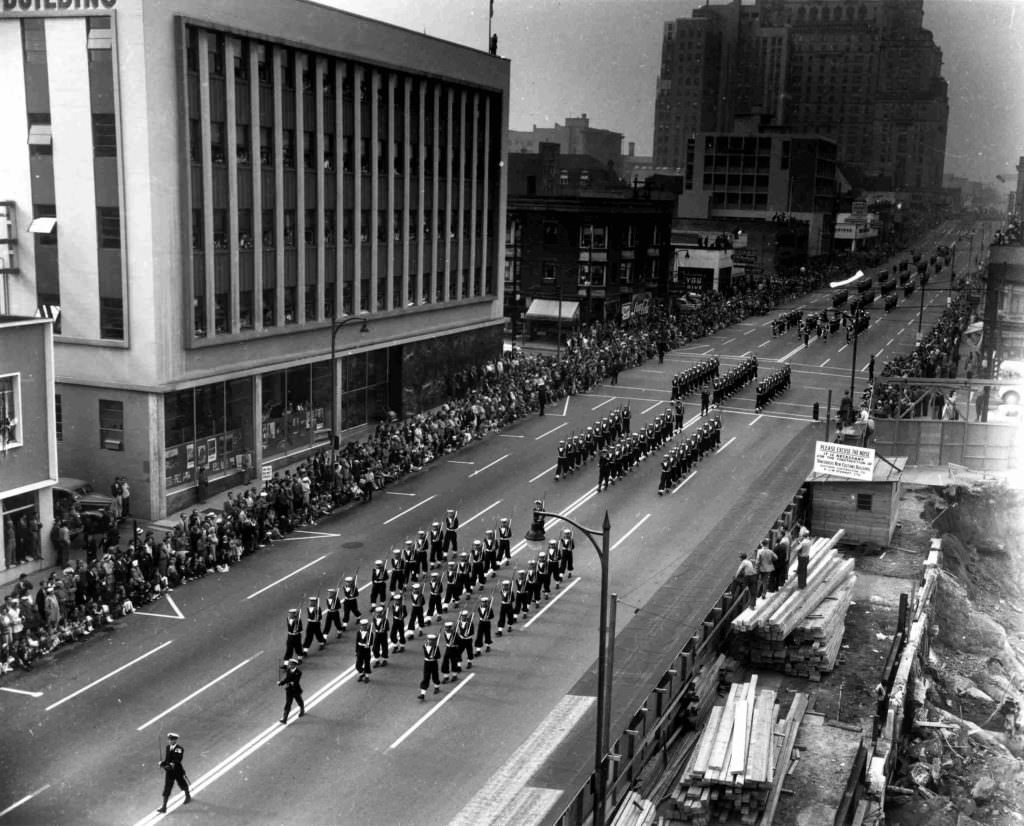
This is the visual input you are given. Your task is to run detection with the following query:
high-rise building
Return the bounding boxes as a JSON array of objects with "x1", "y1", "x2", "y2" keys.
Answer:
[
  {"x1": 0, "y1": 0, "x2": 509, "y2": 519},
  {"x1": 653, "y1": 0, "x2": 949, "y2": 191}
]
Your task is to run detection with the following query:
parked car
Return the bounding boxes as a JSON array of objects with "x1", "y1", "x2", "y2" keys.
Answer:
[{"x1": 52, "y1": 478, "x2": 114, "y2": 538}]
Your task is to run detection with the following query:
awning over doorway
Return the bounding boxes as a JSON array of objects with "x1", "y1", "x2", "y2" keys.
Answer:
[{"x1": 525, "y1": 298, "x2": 580, "y2": 322}]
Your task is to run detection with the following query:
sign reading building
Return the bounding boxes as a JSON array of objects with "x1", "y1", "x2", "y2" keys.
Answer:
[{"x1": 813, "y1": 440, "x2": 875, "y2": 481}]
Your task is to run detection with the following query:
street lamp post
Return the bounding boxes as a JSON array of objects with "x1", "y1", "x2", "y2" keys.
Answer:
[
  {"x1": 525, "y1": 503, "x2": 614, "y2": 826},
  {"x1": 329, "y1": 308, "x2": 369, "y2": 462}
]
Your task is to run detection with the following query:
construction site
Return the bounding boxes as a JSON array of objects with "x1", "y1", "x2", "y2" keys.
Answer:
[{"x1": 606, "y1": 471, "x2": 1024, "y2": 826}]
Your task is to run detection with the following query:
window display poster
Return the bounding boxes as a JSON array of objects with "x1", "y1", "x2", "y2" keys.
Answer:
[
  {"x1": 208, "y1": 437, "x2": 218, "y2": 464},
  {"x1": 186, "y1": 442, "x2": 195, "y2": 469},
  {"x1": 197, "y1": 442, "x2": 207, "y2": 466}
]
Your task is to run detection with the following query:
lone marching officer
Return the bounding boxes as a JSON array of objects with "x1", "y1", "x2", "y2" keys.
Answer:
[
  {"x1": 156, "y1": 732, "x2": 191, "y2": 813},
  {"x1": 277, "y1": 658, "x2": 305, "y2": 724}
]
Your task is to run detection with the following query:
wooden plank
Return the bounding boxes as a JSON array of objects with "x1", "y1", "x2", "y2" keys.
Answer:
[
  {"x1": 706, "y1": 683, "x2": 740, "y2": 772},
  {"x1": 746, "y1": 690, "x2": 777, "y2": 785},
  {"x1": 759, "y1": 694, "x2": 809, "y2": 826},
  {"x1": 728, "y1": 699, "x2": 749, "y2": 778},
  {"x1": 690, "y1": 704, "x2": 726, "y2": 779}
]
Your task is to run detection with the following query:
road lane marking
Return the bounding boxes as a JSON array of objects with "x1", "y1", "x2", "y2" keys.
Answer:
[
  {"x1": 838, "y1": 344, "x2": 848, "y2": 353},
  {"x1": 447, "y1": 696, "x2": 594, "y2": 826},
  {"x1": 591, "y1": 397, "x2": 616, "y2": 411},
  {"x1": 523, "y1": 577, "x2": 581, "y2": 628},
  {"x1": 716, "y1": 436, "x2": 736, "y2": 454},
  {"x1": 0, "y1": 687, "x2": 43, "y2": 698},
  {"x1": 468, "y1": 454, "x2": 509, "y2": 478},
  {"x1": 535, "y1": 422, "x2": 568, "y2": 441},
  {"x1": 886, "y1": 338, "x2": 894, "y2": 347},
  {"x1": 722, "y1": 337, "x2": 736, "y2": 345},
  {"x1": 46, "y1": 641, "x2": 174, "y2": 712},
  {"x1": 671, "y1": 471, "x2": 696, "y2": 494},
  {"x1": 641, "y1": 401, "x2": 662, "y2": 415},
  {"x1": 758, "y1": 341, "x2": 770, "y2": 348},
  {"x1": 388, "y1": 673, "x2": 477, "y2": 749},
  {"x1": 610, "y1": 514, "x2": 651, "y2": 552},
  {"x1": 245, "y1": 555, "x2": 330, "y2": 600},
  {"x1": 637, "y1": 368, "x2": 662, "y2": 374},
  {"x1": 384, "y1": 491, "x2": 417, "y2": 496},
  {"x1": 462, "y1": 500, "x2": 502, "y2": 527},
  {"x1": 0, "y1": 785, "x2": 50, "y2": 819},
  {"x1": 383, "y1": 494, "x2": 438, "y2": 525},
  {"x1": 135, "y1": 666, "x2": 360, "y2": 825},
  {"x1": 137, "y1": 653, "x2": 262, "y2": 731},
  {"x1": 134, "y1": 595, "x2": 185, "y2": 621},
  {"x1": 779, "y1": 344, "x2": 805, "y2": 362},
  {"x1": 749, "y1": 414, "x2": 764, "y2": 427},
  {"x1": 820, "y1": 358, "x2": 831, "y2": 367},
  {"x1": 499, "y1": 434, "x2": 525, "y2": 439},
  {"x1": 529, "y1": 464, "x2": 557, "y2": 484},
  {"x1": 447, "y1": 460, "x2": 475, "y2": 465},
  {"x1": 744, "y1": 328, "x2": 757, "y2": 335}
]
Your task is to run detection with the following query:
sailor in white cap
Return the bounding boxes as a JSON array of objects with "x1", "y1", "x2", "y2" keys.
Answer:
[
  {"x1": 418, "y1": 633, "x2": 442, "y2": 700},
  {"x1": 156, "y1": 732, "x2": 190, "y2": 812}
]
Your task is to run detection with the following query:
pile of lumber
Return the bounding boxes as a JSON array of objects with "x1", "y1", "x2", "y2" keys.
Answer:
[
  {"x1": 731, "y1": 530, "x2": 855, "y2": 680},
  {"x1": 657, "y1": 678, "x2": 810, "y2": 825}
]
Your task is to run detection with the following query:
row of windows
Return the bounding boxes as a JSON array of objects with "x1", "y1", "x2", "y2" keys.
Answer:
[
  {"x1": 194, "y1": 207, "x2": 480, "y2": 250},
  {"x1": 507, "y1": 221, "x2": 661, "y2": 250},
  {"x1": 504, "y1": 260, "x2": 653, "y2": 288}
]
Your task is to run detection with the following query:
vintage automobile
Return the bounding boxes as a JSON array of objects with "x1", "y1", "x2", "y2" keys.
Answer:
[{"x1": 52, "y1": 478, "x2": 114, "y2": 539}]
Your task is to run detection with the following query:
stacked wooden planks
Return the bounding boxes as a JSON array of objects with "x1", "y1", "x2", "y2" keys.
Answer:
[
  {"x1": 656, "y1": 678, "x2": 807, "y2": 825},
  {"x1": 731, "y1": 530, "x2": 855, "y2": 681}
]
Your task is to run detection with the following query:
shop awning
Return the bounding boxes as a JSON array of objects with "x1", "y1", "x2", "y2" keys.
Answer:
[{"x1": 526, "y1": 298, "x2": 579, "y2": 322}]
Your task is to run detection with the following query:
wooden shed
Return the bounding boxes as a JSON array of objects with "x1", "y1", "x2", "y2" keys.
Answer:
[{"x1": 805, "y1": 456, "x2": 907, "y2": 546}]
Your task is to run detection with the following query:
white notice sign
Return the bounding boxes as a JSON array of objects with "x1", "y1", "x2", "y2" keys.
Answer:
[
  {"x1": 261, "y1": 464, "x2": 273, "y2": 482},
  {"x1": 813, "y1": 441, "x2": 875, "y2": 481}
]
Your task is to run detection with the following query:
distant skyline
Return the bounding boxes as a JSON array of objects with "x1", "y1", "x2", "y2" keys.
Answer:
[{"x1": 318, "y1": 0, "x2": 1023, "y2": 188}]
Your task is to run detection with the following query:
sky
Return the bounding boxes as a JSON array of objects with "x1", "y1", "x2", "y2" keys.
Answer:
[{"x1": 317, "y1": 0, "x2": 1024, "y2": 188}]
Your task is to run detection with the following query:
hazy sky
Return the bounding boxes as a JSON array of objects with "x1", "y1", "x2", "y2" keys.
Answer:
[{"x1": 318, "y1": 0, "x2": 1023, "y2": 187}]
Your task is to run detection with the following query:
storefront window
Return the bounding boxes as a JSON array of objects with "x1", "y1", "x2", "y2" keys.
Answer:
[
  {"x1": 261, "y1": 363, "x2": 330, "y2": 459},
  {"x1": 339, "y1": 349, "x2": 389, "y2": 431},
  {"x1": 164, "y1": 378, "x2": 254, "y2": 490}
]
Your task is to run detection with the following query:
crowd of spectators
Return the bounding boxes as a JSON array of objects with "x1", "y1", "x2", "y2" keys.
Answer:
[
  {"x1": 3, "y1": 258, "x2": 854, "y2": 676},
  {"x1": 870, "y1": 288, "x2": 974, "y2": 420}
]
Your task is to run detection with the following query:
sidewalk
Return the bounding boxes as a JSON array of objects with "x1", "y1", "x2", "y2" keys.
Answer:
[{"x1": 0, "y1": 454, "x2": 318, "y2": 595}]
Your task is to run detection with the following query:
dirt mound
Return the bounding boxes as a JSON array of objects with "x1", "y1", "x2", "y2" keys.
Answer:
[{"x1": 933, "y1": 570, "x2": 1008, "y2": 656}]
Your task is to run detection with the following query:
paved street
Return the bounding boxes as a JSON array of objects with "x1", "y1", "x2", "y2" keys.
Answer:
[{"x1": 0, "y1": 224, "x2": 972, "y2": 826}]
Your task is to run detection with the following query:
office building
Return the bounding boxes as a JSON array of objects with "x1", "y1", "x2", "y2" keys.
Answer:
[
  {"x1": 0, "y1": 0, "x2": 509, "y2": 519},
  {"x1": 653, "y1": 0, "x2": 949, "y2": 192}
]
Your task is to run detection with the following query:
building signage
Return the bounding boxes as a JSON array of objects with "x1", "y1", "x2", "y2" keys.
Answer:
[
  {"x1": 813, "y1": 440, "x2": 875, "y2": 481},
  {"x1": 730, "y1": 249, "x2": 758, "y2": 265},
  {"x1": 1, "y1": 0, "x2": 115, "y2": 12},
  {"x1": 261, "y1": 464, "x2": 274, "y2": 482}
]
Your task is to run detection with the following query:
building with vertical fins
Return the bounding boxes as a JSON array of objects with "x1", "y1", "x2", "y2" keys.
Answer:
[
  {"x1": 0, "y1": 0, "x2": 509, "y2": 519},
  {"x1": 652, "y1": 0, "x2": 949, "y2": 192}
]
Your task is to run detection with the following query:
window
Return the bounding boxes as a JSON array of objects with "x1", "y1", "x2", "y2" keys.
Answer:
[
  {"x1": 86, "y1": 16, "x2": 112, "y2": 50},
  {"x1": 0, "y1": 374, "x2": 21, "y2": 449},
  {"x1": 579, "y1": 224, "x2": 607, "y2": 249},
  {"x1": 55, "y1": 393, "x2": 62, "y2": 442},
  {"x1": 97, "y1": 207, "x2": 120, "y2": 249},
  {"x1": 31, "y1": 204, "x2": 57, "y2": 246},
  {"x1": 100, "y1": 298, "x2": 124, "y2": 340},
  {"x1": 210, "y1": 122, "x2": 225, "y2": 164},
  {"x1": 856, "y1": 493, "x2": 873, "y2": 511},
  {"x1": 578, "y1": 263, "x2": 606, "y2": 287},
  {"x1": 621, "y1": 225, "x2": 637, "y2": 247},
  {"x1": 559, "y1": 169, "x2": 569, "y2": 186},
  {"x1": 542, "y1": 262, "x2": 557, "y2": 283},
  {"x1": 236, "y1": 124, "x2": 250, "y2": 165},
  {"x1": 28, "y1": 115, "x2": 52, "y2": 155},
  {"x1": 99, "y1": 399, "x2": 123, "y2": 451},
  {"x1": 93, "y1": 114, "x2": 117, "y2": 158},
  {"x1": 543, "y1": 222, "x2": 559, "y2": 245},
  {"x1": 503, "y1": 259, "x2": 519, "y2": 284},
  {"x1": 619, "y1": 261, "x2": 635, "y2": 284}
]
